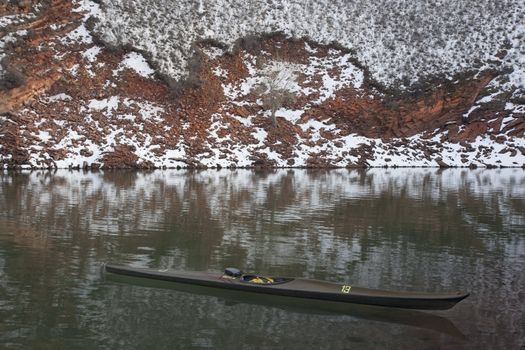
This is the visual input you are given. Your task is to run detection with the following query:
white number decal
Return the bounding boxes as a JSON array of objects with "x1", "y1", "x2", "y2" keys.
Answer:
[{"x1": 341, "y1": 285, "x2": 352, "y2": 293}]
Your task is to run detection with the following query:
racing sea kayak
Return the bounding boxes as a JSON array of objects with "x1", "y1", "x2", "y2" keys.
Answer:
[{"x1": 104, "y1": 264, "x2": 469, "y2": 310}]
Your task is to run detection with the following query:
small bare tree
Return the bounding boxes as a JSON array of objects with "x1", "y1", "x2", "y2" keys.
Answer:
[{"x1": 253, "y1": 60, "x2": 298, "y2": 127}]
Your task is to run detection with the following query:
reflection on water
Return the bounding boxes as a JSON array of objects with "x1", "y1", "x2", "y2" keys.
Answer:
[
  {"x1": 105, "y1": 273, "x2": 466, "y2": 339},
  {"x1": 0, "y1": 169, "x2": 524, "y2": 349}
]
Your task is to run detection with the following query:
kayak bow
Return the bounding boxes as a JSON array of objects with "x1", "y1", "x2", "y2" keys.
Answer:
[{"x1": 104, "y1": 264, "x2": 469, "y2": 310}]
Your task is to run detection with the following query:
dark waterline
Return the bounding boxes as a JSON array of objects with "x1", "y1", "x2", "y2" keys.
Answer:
[{"x1": 0, "y1": 169, "x2": 524, "y2": 349}]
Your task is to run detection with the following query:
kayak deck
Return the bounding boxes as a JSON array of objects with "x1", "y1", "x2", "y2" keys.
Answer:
[{"x1": 104, "y1": 264, "x2": 469, "y2": 310}]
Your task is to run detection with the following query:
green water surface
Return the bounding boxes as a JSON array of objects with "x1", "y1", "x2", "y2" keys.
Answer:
[{"x1": 0, "y1": 169, "x2": 524, "y2": 349}]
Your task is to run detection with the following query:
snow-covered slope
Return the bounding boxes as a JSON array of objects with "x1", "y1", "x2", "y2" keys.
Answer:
[
  {"x1": 94, "y1": 0, "x2": 525, "y2": 92},
  {"x1": 1, "y1": 0, "x2": 524, "y2": 169}
]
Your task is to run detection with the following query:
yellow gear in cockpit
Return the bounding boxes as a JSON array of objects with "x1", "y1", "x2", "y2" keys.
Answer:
[{"x1": 249, "y1": 276, "x2": 274, "y2": 284}]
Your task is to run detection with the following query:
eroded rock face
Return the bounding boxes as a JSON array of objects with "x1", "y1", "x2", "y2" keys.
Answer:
[
  {"x1": 0, "y1": 113, "x2": 30, "y2": 166},
  {"x1": 0, "y1": 0, "x2": 524, "y2": 169},
  {"x1": 101, "y1": 145, "x2": 138, "y2": 169},
  {"x1": 312, "y1": 71, "x2": 498, "y2": 140}
]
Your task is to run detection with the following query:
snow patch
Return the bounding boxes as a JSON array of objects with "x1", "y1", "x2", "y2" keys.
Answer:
[
  {"x1": 46, "y1": 93, "x2": 72, "y2": 102},
  {"x1": 505, "y1": 102, "x2": 525, "y2": 114},
  {"x1": 88, "y1": 96, "x2": 120, "y2": 112},
  {"x1": 61, "y1": 24, "x2": 92, "y2": 45},
  {"x1": 119, "y1": 52, "x2": 155, "y2": 78},
  {"x1": 82, "y1": 46, "x2": 102, "y2": 62}
]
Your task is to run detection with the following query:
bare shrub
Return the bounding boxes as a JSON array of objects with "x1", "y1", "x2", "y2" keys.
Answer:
[{"x1": 253, "y1": 59, "x2": 298, "y2": 126}]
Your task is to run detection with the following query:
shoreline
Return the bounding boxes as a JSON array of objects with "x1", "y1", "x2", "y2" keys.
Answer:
[{"x1": 3, "y1": 164, "x2": 525, "y2": 171}]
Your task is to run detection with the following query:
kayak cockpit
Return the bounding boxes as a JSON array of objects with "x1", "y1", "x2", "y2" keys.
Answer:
[
  {"x1": 222, "y1": 267, "x2": 293, "y2": 285},
  {"x1": 240, "y1": 275, "x2": 293, "y2": 285}
]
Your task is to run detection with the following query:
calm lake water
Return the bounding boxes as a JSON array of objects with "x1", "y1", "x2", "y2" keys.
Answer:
[{"x1": 0, "y1": 169, "x2": 524, "y2": 349}]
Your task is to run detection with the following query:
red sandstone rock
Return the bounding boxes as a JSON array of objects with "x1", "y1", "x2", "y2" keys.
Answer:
[{"x1": 101, "y1": 145, "x2": 138, "y2": 169}]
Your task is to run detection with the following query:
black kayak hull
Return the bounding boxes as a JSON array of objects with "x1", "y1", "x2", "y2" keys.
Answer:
[{"x1": 104, "y1": 264, "x2": 469, "y2": 310}]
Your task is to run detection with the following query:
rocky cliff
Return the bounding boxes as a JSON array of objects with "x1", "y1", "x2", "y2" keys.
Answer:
[{"x1": 0, "y1": 0, "x2": 524, "y2": 169}]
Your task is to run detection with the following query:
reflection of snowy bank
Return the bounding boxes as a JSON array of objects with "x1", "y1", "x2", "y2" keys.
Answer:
[
  {"x1": 4, "y1": 168, "x2": 525, "y2": 225},
  {"x1": 2, "y1": 169, "x2": 523, "y2": 256}
]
